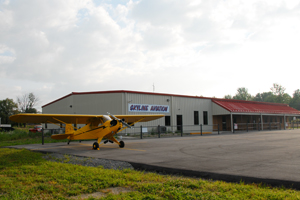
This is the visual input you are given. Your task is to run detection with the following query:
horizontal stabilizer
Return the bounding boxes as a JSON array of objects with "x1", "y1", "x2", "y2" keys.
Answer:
[{"x1": 51, "y1": 133, "x2": 73, "y2": 140}]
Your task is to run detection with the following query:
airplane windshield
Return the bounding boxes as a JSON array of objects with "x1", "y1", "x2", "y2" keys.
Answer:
[{"x1": 102, "y1": 115, "x2": 111, "y2": 123}]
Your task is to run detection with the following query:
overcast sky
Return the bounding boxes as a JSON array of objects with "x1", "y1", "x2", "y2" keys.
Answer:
[{"x1": 1, "y1": 0, "x2": 300, "y2": 110}]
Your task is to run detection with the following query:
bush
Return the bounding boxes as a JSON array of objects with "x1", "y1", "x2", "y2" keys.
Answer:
[{"x1": 0, "y1": 129, "x2": 41, "y2": 141}]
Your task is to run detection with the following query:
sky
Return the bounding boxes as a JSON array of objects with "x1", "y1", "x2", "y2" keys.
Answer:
[{"x1": 1, "y1": 0, "x2": 300, "y2": 110}]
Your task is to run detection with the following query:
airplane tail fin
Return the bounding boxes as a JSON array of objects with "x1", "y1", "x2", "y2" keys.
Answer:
[{"x1": 65, "y1": 124, "x2": 75, "y2": 134}]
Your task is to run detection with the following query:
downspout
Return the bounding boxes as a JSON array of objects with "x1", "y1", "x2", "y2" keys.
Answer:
[
  {"x1": 261, "y1": 113, "x2": 263, "y2": 131},
  {"x1": 284, "y1": 114, "x2": 286, "y2": 130}
]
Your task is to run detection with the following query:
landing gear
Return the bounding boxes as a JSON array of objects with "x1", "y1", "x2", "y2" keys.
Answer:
[
  {"x1": 93, "y1": 142, "x2": 99, "y2": 150},
  {"x1": 119, "y1": 141, "x2": 125, "y2": 148},
  {"x1": 104, "y1": 140, "x2": 113, "y2": 144}
]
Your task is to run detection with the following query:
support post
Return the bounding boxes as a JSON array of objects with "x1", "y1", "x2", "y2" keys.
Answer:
[
  {"x1": 230, "y1": 113, "x2": 233, "y2": 133},
  {"x1": 261, "y1": 114, "x2": 263, "y2": 131},
  {"x1": 200, "y1": 124, "x2": 202, "y2": 136},
  {"x1": 158, "y1": 125, "x2": 161, "y2": 138},
  {"x1": 140, "y1": 125, "x2": 143, "y2": 139},
  {"x1": 284, "y1": 115, "x2": 286, "y2": 130},
  {"x1": 42, "y1": 128, "x2": 44, "y2": 145},
  {"x1": 181, "y1": 125, "x2": 183, "y2": 137},
  {"x1": 218, "y1": 124, "x2": 220, "y2": 135},
  {"x1": 278, "y1": 122, "x2": 280, "y2": 130},
  {"x1": 246, "y1": 122, "x2": 248, "y2": 132}
]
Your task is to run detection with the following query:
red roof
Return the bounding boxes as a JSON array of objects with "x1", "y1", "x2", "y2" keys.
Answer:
[{"x1": 212, "y1": 99, "x2": 300, "y2": 115}]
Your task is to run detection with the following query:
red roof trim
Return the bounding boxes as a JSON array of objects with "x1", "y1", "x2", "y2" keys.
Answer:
[
  {"x1": 212, "y1": 99, "x2": 300, "y2": 115},
  {"x1": 42, "y1": 93, "x2": 73, "y2": 108},
  {"x1": 42, "y1": 90, "x2": 211, "y2": 108}
]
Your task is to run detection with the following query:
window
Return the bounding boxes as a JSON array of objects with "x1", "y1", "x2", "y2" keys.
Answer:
[
  {"x1": 194, "y1": 111, "x2": 199, "y2": 125},
  {"x1": 203, "y1": 111, "x2": 208, "y2": 125},
  {"x1": 165, "y1": 116, "x2": 171, "y2": 126}
]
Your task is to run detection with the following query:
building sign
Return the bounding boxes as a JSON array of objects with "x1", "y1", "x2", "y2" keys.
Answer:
[{"x1": 128, "y1": 104, "x2": 170, "y2": 113}]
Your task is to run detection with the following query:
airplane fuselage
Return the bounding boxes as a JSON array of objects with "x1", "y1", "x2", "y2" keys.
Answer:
[{"x1": 69, "y1": 119, "x2": 122, "y2": 141}]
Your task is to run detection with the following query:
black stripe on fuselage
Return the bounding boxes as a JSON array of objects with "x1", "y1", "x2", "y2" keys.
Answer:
[{"x1": 74, "y1": 125, "x2": 107, "y2": 137}]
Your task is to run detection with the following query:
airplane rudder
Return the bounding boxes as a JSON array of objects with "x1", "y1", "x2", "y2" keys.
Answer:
[{"x1": 65, "y1": 124, "x2": 74, "y2": 134}]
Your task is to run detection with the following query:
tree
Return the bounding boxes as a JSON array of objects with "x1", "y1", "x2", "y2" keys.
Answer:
[
  {"x1": 0, "y1": 98, "x2": 18, "y2": 124},
  {"x1": 233, "y1": 87, "x2": 252, "y2": 101},
  {"x1": 253, "y1": 92, "x2": 276, "y2": 103},
  {"x1": 17, "y1": 93, "x2": 39, "y2": 113},
  {"x1": 289, "y1": 89, "x2": 300, "y2": 110},
  {"x1": 270, "y1": 83, "x2": 291, "y2": 104},
  {"x1": 224, "y1": 95, "x2": 232, "y2": 99},
  {"x1": 271, "y1": 83, "x2": 285, "y2": 97}
]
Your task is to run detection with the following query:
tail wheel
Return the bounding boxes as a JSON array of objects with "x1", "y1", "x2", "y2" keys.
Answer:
[
  {"x1": 119, "y1": 141, "x2": 125, "y2": 148},
  {"x1": 93, "y1": 142, "x2": 99, "y2": 150}
]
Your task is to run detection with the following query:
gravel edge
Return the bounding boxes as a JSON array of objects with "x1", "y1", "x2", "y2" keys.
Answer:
[{"x1": 42, "y1": 153, "x2": 134, "y2": 170}]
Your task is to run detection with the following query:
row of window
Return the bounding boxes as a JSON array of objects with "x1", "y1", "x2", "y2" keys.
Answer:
[
  {"x1": 194, "y1": 111, "x2": 208, "y2": 125},
  {"x1": 164, "y1": 111, "x2": 208, "y2": 126}
]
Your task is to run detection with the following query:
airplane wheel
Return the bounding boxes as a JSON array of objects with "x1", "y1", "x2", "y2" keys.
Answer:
[
  {"x1": 93, "y1": 142, "x2": 99, "y2": 150},
  {"x1": 119, "y1": 141, "x2": 125, "y2": 148}
]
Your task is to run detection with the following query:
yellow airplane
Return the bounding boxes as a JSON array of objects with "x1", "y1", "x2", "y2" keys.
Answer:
[{"x1": 9, "y1": 113, "x2": 164, "y2": 150}]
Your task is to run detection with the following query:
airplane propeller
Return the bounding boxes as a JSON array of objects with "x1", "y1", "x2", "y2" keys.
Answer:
[{"x1": 107, "y1": 112, "x2": 133, "y2": 129}]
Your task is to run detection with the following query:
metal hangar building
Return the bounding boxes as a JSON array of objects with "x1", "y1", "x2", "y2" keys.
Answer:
[{"x1": 42, "y1": 90, "x2": 300, "y2": 133}]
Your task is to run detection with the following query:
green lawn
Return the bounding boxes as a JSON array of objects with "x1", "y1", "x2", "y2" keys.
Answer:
[
  {"x1": 1, "y1": 130, "x2": 300, "y2": 199},
  {"x1": 0, "y1": 128, "x2": 66, "y2": 147}
]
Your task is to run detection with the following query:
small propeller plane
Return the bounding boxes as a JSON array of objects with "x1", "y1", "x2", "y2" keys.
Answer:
[{"x1": 9, "y1": 113, "x2": 164, "y2": 150}]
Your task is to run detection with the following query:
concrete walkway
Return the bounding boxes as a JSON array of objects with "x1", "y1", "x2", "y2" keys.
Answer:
[{"x1": 6, "y1": 129, "x2": 300, "y2": 189}]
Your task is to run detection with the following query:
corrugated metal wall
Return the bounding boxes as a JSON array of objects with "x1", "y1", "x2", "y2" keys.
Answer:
[
  {"x1": 43, "y1": 93, "x2": 123, "y2": 115},
  {"x1": 73, "y1": 93, "x2": 123, "y2": 114},
  {"x1": 212, "y1": 103, "x2": 230, "y2": 115},
  {"x1": 43, "y1": 95, "x2": 73, "y2": 114},
  {"x1": 43, "y1": 91, "x2": 214, "y2": 132},
  {"x1": 171, "y1": 96, "x2": 212, "y2": 126}
]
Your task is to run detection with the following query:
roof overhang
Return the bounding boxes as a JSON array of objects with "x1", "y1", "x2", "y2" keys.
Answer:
[{"x1": 212, "y1": 99, "x2": 300, "y2": 116}]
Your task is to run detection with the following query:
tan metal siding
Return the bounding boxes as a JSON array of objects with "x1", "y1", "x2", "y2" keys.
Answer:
[
  {"x1": 42, "y1": 95, "x2": 73, "y2": 114},
  {"x1": 212, "y1": 102, "x2": 230, "y2": 115},
  {"x1": 171, "y1": 97, "x2": 212, "y2": 131},
  {"x1": 72, "y1": 93, "x2": 123, "y2": 114}
]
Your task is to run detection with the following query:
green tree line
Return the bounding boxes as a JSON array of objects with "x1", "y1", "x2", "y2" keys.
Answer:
[
  {"x1": 0, "y1": 92, "x2": 38, "y2": 125},
  {"x1": 224, "y1": 83, "x2": 300, "y2": 110}
]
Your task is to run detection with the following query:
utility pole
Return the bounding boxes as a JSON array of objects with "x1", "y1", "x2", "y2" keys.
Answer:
[{"x1": 153, "y1": 83, "x2": 155, "y2": 92}]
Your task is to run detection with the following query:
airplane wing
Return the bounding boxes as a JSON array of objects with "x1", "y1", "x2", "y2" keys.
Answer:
[
  {"x1": 9, "y1": 114, "x2": 104, "y2": 124},
  {"x1": 9, "y1": 113, "x2": 164, "y2": 124}
]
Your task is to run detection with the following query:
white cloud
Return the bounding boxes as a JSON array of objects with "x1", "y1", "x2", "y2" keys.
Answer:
[{"x1": 0, "y1": 0, "x2": 300, "y2": 108}]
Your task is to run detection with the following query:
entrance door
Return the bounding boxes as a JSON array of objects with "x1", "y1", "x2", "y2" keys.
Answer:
[
  {"x1": 222, "y1": 116, "x2": 226, "y2": 131},
  {"x1": 177, "y1": 115, "x2": 182, "y2": 131}
]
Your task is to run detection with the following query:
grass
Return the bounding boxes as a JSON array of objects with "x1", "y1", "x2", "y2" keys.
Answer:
[
  {"x1": 1, "y1": 130, "x2": 300, "y2": 199},
  {"x1": 0, "y1": 128, "x2": 66, "y2": 147}
]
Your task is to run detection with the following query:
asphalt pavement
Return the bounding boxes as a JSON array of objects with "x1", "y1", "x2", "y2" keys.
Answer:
[{"x1": 6, "y1": 129, "x2": 300, "y2": 189}]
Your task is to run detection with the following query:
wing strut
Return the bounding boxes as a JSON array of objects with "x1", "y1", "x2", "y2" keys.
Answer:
[
  {"x1": 118, "y1": 117, "x2": 145, "y2": 133},
  {"x1": 51, "y1": 117, "x2": 78, "y2": 130}
]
